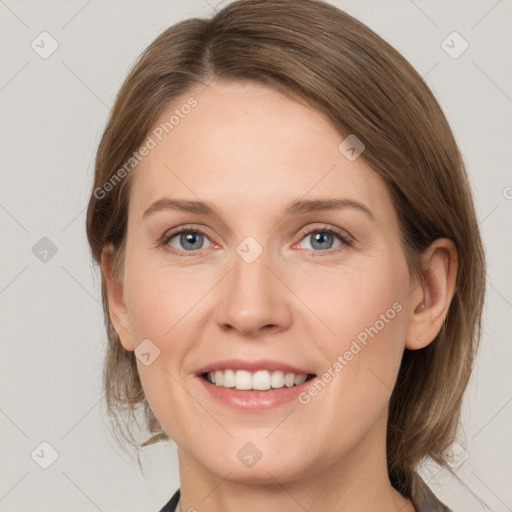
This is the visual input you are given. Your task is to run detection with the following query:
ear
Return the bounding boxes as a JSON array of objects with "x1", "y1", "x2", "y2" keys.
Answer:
[
  {"x1": 100, "y1": 244, "x2": 135, "y2": 352},
  {"x1": 405, "y1": 238, "x2": 458, "y2": 350}
]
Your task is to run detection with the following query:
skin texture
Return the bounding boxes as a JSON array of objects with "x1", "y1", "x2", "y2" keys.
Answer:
[{"x1": 102, "y1": 80, "x2": 457, "y2": 512}]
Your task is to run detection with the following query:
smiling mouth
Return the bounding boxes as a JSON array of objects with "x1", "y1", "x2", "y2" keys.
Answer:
[{"x1": 201, "y1": 369, "x2": 316, "y2": 391}]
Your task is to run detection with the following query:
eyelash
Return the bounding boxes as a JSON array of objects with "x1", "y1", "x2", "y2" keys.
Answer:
[{"x1": 157, "y1": 224, "x2": 354, "y2": 257}]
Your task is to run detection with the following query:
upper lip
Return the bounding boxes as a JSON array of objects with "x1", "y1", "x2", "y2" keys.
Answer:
[{"x1": 195, "y1": 359, "x2": 315, "y2": 376}]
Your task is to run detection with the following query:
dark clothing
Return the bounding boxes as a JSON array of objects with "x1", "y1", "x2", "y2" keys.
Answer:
[
  {"x1": 158, "y1": 476, "x2": 451, "y2": 511},
  {"x1": 158, "y1": 488, "x2": 180, "y2": 512}
]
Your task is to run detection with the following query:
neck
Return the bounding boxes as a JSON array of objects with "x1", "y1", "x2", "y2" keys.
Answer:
[{"x1": 175, "y1": 410, "x2": 414, "y2": 512}]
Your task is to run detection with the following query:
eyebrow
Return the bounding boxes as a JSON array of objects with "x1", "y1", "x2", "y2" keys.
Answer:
[{"x1": 142, "y1": 196, "x2": 375, "y2": 223}]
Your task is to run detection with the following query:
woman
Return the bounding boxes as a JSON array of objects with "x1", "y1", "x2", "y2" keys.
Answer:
[{"x1": 86, "y1": 1, "x2": 485, "y2": 510}]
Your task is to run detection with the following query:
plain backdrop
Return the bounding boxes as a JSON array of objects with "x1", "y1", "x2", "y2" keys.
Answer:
[{"x1": 0, "y1": 0, "x2": 511, "y2": 510}]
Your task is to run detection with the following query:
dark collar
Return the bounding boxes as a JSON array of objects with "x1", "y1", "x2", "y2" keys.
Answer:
[{"x1": 158, "y1": 478, "x2": 451, "y2": 512}]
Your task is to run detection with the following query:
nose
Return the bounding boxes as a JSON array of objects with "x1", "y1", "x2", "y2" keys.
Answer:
[{"x1": 215, "y1": 244, "x2": 293, "y2": 337}]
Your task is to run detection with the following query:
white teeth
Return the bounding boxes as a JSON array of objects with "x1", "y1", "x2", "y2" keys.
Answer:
[
  {"x1": 294, "y1": 374, "x2": 308, "y2": 385},
  {"x1": 235, "y1": 370, "x2": 252, "y2": 390},
  {"x1": 253, "y1": 370, "x2": 271, "y2": 390},
  {"x1": 223, "y1": 369, "x2": 235, "y2": 388},
  {"x1": 271, "y1": 370, "x2": 285, "y2": 388},
  {"x1": 205, "y1": 369, "x2": 310, "y2": 390},
  {"x1": 284, "y1": 372, "x2": 295, "y2": 387}
]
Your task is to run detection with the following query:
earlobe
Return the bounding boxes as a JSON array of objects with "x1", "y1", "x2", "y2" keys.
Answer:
[
  {"x1": 100, "y1": 244, "x2": 135, "y2": 352},
  {"x1": 405, "y1": 238, "x2": 458, "y2": 350}
]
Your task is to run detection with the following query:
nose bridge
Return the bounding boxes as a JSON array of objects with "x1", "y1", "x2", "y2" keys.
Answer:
[{"x1": 215, "y1": 236, "x2": 291, "y2": 335}]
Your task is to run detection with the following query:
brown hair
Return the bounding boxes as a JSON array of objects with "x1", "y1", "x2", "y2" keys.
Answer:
[{"x1": 86, "y1": 0, "x2": 485, "y2": 502}]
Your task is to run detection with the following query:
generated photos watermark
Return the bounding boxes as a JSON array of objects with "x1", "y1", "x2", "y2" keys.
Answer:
[
  {"x1": 93, "y1": 97, "x2": 198, "y2": 200},
  {"x1": 298, "y1": 301, "x2": 403, "y2": 405}
]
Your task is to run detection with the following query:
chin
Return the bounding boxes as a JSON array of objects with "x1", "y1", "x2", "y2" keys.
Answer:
[{"x1": 198, "y1": 447, "x2": 311, "y2": 485}]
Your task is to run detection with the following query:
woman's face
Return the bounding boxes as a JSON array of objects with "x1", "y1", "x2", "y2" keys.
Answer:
[{"x1": 110, "y1": 80, "x2": 418, "y2": 484}]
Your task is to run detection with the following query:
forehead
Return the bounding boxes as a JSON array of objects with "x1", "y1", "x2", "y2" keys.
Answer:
[{"x1": 129, "y1": 80, "x2": 395, "y2": 226}]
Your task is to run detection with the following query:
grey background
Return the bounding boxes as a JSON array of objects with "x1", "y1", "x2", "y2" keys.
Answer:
[{"x1": 0, "y1": 0, "x2": 511, "y2": 510}]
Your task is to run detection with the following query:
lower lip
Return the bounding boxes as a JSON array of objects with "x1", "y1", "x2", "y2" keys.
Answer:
[{"x1": 196, "y1": 375, "x2": 315, "y2": 411}]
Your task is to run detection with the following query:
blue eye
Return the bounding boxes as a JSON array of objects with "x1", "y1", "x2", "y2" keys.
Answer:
[
  {"x1": 166, "y1": 230, "x2": 209, "y2": 251},
  {"x1": 300, "y1": 230, "x2": 342, "y2": 251}
]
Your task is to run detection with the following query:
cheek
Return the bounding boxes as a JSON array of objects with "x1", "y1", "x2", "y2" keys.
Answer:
[
  {"x1": 294, "y1": 252, "x2": 410, "y2": 421},
  {"x1": 123, "y1": 260, "x2": 200, "y2": 439},
  {"x1": 297, "y1": 257, "x2": 409, "y2": 351},
  {"x1": 122, "y1": 254, "x2": 212, "y2": 411},
  {"x1": 123, "y1": 253, "x2": 203, "y2": 343}
]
